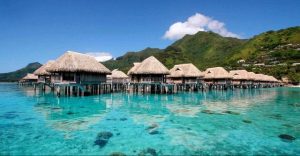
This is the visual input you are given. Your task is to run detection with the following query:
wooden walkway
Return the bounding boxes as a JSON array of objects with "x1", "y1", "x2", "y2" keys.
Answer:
[{"x1": 31, "y1": 81, "x2": 281, "y2": 97}]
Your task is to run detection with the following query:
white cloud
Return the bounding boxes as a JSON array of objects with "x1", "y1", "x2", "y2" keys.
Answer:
[
  {"x1": 85, "y1": 52, "x2": 113, "y2": 62},
  {"x1": 163, "y1": 13, "x2": 239, "y2": 40}
]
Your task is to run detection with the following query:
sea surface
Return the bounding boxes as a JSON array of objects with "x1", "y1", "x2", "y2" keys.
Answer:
[{"x1": 0, "y1": 83, "x2": 299, "y2": 155}]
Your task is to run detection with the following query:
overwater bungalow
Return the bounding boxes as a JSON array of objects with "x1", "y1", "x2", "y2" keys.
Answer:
[
  {"x1": 248, "y1": 72, "x2": 256, "y2": 80},
  {"x1": 46, "y1": 51, "x2": 111, "y2": 96},
  {"x1": 229, "y1": 70, "x2": 252, "y2": 88},
  {"x1": 107, "y1": 69, "x2": 129, "y2": 83},
  {"x1": 267, "y1": 75, "x2": 280, "y2": 87},
  {"x1": 167, "y1": 63, "x2": 204, "y2": 92},
  {"x1": 168, "y1": 63, "x2": 204, "y2": 84},
  {"x1": 107, "y1": 69, "x2": 129, "y2": 92},
  {"x1": 253, "y1": 74, "x2": 263, "y2": 87},
  {"x1": 33, "y1": 60, "x2": 55, "y2": 84},
  {"x1": 255, "y1": 74, "x2": 271, "y2": 87},
  {"x1": 127, "y1": 56, "x2": 174, "y2": 93},
  {"x1": 19, "y1": 73, "x2": 38, "y2": 85},
  {"x1": 127, "y1": 56, "x2": 169, "y2": 83},
  {"x1": 203, "y1": 67, "x2": 232, "y2": 89}
]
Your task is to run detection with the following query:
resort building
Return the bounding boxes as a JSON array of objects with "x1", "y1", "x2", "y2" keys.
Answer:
[
  {"x1": 127, "y1": 56, "x2": 169, "y2": 83},
  {"x1": 255, "y1": 74, "x2": 271, "y2": 87},
  {"x1": 167, "y1": 63, "x2": 204, "y2": 84},
  {"x1": 107, "y1": 69, "x2": 129, "y2": 83},
  {"x1": 19, "y1": 73, "x2": 38, "y2": 85},
  {"x1": 229, "y1": 70, "x2": 252, "y2": 88},
  {"x1": 127, "y1": 56, "x2": 175, "y2": 93},
  {"x1": 107, "y1": 69, "x2": 129, "y2": 92},
  {"x1": 45, "y1": 51, "x2": 111, "y2": 96},
  {"x1": 248, "y1": 72, "x2": 257, "y2": 87},
  {"x1": 33, "y1": 60, "x2": 55, "y2": 83},
  {"x1": 203, "y1": 67, "x2": 232, "y2": 89},
  {"x1": 46, "y1": 51, "x2": 111, "y2": 84}
]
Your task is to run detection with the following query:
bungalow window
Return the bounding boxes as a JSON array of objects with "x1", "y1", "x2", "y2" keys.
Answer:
[{"x1": 62, "y1": 73, "x2": 75, "y2": 81}]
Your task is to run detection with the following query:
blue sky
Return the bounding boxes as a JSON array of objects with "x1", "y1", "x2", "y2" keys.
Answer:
[{"x1": 0, "y1": 0, "x2": 299, "y2": 72}]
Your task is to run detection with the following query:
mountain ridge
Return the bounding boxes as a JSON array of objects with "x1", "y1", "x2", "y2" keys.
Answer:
[
  {"x1": 0, "y1": 62, "x2": 42, "y2": 82},
  {"x1": 103, "y1": 26, "x2": 300, "y2": 82},
  {"x1": 1, "y1": 26, "x2": 299, "y2": 83}
]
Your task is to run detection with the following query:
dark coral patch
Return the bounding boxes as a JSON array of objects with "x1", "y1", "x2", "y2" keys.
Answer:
[
  {"x1": 1, "y1": 112, "x2": 19, "y2": 119},
  {"x1": 120, "y1": 118, "x2": 127, "y2": 121},
  {"x1": 242, "y1": 119, "x2": 252, "y2": 124},
  {"x1": 149, "y1": 130, "x2": 160, "y2": 135},
  {"x1": 223, "y1": 110, "x2": 240, "y2": 115},
  {"x1": 66, "y1": 111, "x2": 75, "y2": 115},
  {"x1": 282, "y1": 124, "x2": 293, "y2": 128},
  {"x1": 269, "y1": 114, "x2": 282, "y2": 120},
  {"x1": 138, "y1": 148, "x2": 157, "y2": 156},
  {"x1": 146, "y1": 123, "x2": 159, "y2": 130},
  {"x1": 201, "y1": 110, "x2": 214, "y2": 114},
  {"x1": 94, "y1": 131, "x2": 113, "y2": 148},
  {"x1": 278, "y1": 134, "x2": 296, "y2": 142}
]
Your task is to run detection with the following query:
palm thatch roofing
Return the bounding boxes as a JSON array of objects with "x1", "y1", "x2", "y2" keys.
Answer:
[
  {"x1": 22, "y1": 73, "x2": 38, "y2": 80},
  {"x1": 203, "y1": 67, "x2": 232, "y2": 79},
  {"x1": 108, "y1": 69, "x2": 128, "y2": 79},
  {"x1": 33, "y1": 60, "x2": 55, "y2": 76},
  {"x1": 254, "y1": 74, "x2": 264, "y2": 81},
  {"x1": 269, "y1": 76, "x2": 279, "y2": 82},
  {"x1": 127, "y1": 62, "x2": 141, "y2": 75},
  {"x1": 264, "y1": 75, "x2": 270, "y2": 81},
  {"x1": 46, "y1": 51, "x2": 111, "y2": 74},
  {"x1": 266, "y1": 75, "x2": 278, "y2": 82},
  {"x1": 127, "y1": 56, "x2": 169, "y2": 75},
  {"x1": 229, "y1": 70, "x2": 251, "y2": 80},
  {"x1": 255, "y1": 74, "x2": 271, "y2": 81},
  {"x1": 248, "y1": 72, "x2": 256, "y2": 80},
  {"x1": 168, "y1": 63, "x2": 204, "y2": 78}
]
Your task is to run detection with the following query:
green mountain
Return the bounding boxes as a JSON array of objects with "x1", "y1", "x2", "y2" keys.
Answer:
[
  {"x1": 103, "y1": 47, "x2": 163, "y2": 72},
  {"x1": 104, "y1": 32, "x2": 246, "y2": 71},
  {"x1": 156, "y1": 31, "x2": 246, "y2": 70},
  {"x1": 0, "y1": 62, "x2": 42, "y2": 82},
  {"x1": 1, "y1": 26, "x2": 299, "y2": 83},
  {"x1": 103, "y1": 26, "x2": 300, "y2": 83}
]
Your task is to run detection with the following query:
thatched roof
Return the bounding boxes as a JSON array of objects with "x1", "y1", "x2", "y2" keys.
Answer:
[
  {"x1": 255, "y1": 74, "x2": 270, "y2": 81},
  {"x1": 46, "y1": 51, "x2": 111, "y2": 74},
  {"x1": 108, "y1": 69, "x2": 128, "y2": 79},
  {"x1": 168, "y1": 63, "x2": 204, "y2": 78},
  {"x1": 128, "y1": 56, "x2": 169, "y2": 75},
  {"x1": 203, "y1": 67, "x2": 232, "y2": 79},
  {"x1": 269, "y1": 76, "x2": 279, "y2": 82},
  {"x1": 127, "y1": 62, "x2": 141, "y2": 75},
  {"x1": 248, "y1": 72, "x2": 256, "y2": 80},
  {"x1": 22, "y1": 73, "x2": 38, "y2": 80},
  {"x1": 263, "y1": 75, "x2": 271, "y2": 82},
  {"x1": 254, "y1": 74, "x2": 264, "y2": 81},
  {"x1": 229, "y1": 70, "x2": 251, "y2": 80},
  {"x1": 34, "y1": 60, "x2": 55, "y2": 76},
  {"x1": 266, "y1": 75, "x2": 278, "y2": 82}
]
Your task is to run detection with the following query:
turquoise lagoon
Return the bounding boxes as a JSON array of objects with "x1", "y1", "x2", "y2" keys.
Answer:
[{"x1": 0, "y1": 83, "x2": 299, "y2": 155}]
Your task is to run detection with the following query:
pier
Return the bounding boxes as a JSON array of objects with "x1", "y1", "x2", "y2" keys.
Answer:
[{"x1": 21, "y1": 53, "x2": 281, "y2": 97}]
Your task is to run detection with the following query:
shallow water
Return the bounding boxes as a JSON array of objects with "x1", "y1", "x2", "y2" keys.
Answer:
[{"x1": 0, "y1": 83, "x2": 299, "y2": 155}]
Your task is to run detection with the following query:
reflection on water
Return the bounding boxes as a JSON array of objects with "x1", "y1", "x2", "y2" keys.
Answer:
[
  {"x1": 1, "y1": 84, "x2": 299, "y2": 155},
  {"x1": 34, "y1": 96, "x2": 108, "y2": 132}
]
